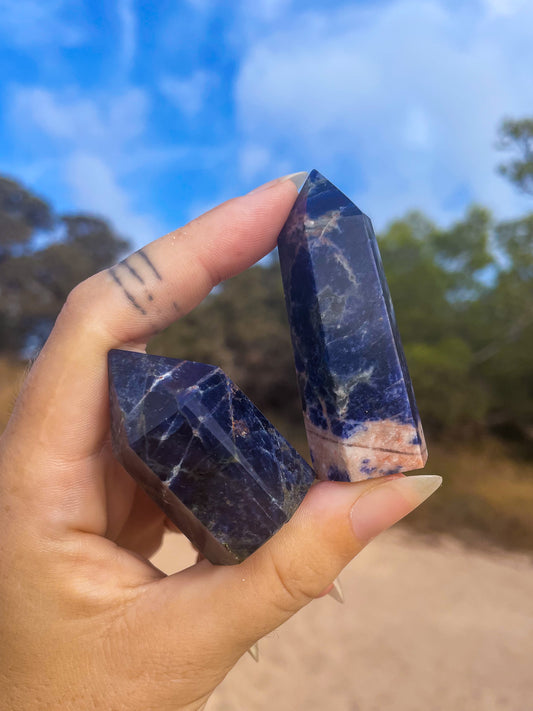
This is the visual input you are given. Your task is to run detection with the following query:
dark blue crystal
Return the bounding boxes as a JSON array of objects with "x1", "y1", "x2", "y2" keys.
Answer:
[
  {"x1": 277, "y1": 170, "x2": 427, "y2": 481},
  {"x1": 108, "y1": 349, "x2": 315, "y2": 564}
]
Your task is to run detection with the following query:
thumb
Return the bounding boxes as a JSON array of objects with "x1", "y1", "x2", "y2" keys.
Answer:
[
  {"x1": 218, "y1": 474, "x2": 442, "y2": 651},
  {"x1": 151, "y1": 474, "x2": 442, "y2": 663}
]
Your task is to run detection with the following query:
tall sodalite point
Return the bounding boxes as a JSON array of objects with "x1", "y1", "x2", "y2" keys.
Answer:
[
  {"x1": 277, "y1": 170, "x2": 427, "y2": 482},
  {"x1": 108, "y1": 350, "x2": 315, "y2": 564}
]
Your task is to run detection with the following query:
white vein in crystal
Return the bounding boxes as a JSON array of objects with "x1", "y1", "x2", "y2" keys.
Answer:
[{"x1": 179, "y1": 395, "x2": 287, "y2": 520}]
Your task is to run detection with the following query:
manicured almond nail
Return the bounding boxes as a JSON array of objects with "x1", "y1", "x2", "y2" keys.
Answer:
[
  {"x1": 248, "y1": 171, "x2": 308, "y2": 194},
  {"x1": 351, "y1": 475, "x2": 442, "y2": 544},
  {"x1": 284, "y1": 171, "x2": 308, "y2": 190}
]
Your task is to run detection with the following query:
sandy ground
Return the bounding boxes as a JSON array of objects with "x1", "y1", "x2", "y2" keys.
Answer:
[{"x1": 151, "y1": 528, "x2": 533, "y2": 711}]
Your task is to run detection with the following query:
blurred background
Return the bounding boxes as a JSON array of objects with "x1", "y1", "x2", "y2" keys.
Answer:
[{"x1": 1, "y1": 1, "x2": 532, "y2": 709}]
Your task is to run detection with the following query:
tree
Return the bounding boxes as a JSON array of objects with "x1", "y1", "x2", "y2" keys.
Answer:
[
  {"x1": 0, "y1": 177, "x2": 54, "y2": 261},
  {"x1": 497, "y1": 118, "x2": 533, "y2": 195},
  {"x1": 0, "y1": 177, "x2": 130, "y2": 354},
  {"x1": 150, "y1": 261, "x2": 303, "y2": 430},
  {"x1": 378, "y1": 209, "x2": 494, "y2": 434},
  {"x1": 474, "y1": 215, "x2": 533, "y2": 435}
]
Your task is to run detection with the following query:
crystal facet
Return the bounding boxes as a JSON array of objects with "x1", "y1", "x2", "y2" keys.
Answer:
[
  {"x1": 108, "y1": 349, "x2": 315, "y2": 564},
  {"x1": 277, "y1": 169, "x2": 427, "y2": 482}
]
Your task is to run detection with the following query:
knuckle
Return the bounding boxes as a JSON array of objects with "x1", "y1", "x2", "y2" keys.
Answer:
[
  {"x1": 265, "y1": 549, "x2": 316, "y2": 616},
  {"x1": 62, "y1": 274, "x2": 97, "y2": 314},
  {"x1": 58, "y1": 272, "x2": 110, "y2": 334},
  {"x1": 193, "y1": 247, "x2": 223, "y2": 291}
]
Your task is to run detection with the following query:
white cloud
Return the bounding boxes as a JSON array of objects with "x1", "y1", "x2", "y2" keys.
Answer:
[
  {"x1": 240, "y1": 0, "x2": 292, "y2": 23},
  {"x1": 9, "y1": 86, "x2": 161, "y2": 246},
  {"x1": 0, "y1": 0, "x2": 87, "y2": 48},
  {"x1": 159, "y1": 71, "x2": 214, "y2": 118},
  {"x1": 483, "y1": 0, "x2": 528, "y2": 16},
  {"x1": 65, "y1": 152, "x2": 159, "y2": 243},
  {"x1": 234, "y1": 0, "x2": 533, "y2": 228},
  {"x1": 118, "y1": 0, "x2": 137, "y2": 74},
  {"x1": 12, "y1": 87, "x2": 148, "y2": 158},
  {"x1": 184, "y1": 0, "x2": 214, "y2": 10},
  {"x1": 239, "y1": 144, "x2": 273, "y2": 180}
]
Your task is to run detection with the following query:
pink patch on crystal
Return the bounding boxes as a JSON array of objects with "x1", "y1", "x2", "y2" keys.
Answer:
[{"x1": 305, "y1": 416, "x2": 428, "y2": 482}]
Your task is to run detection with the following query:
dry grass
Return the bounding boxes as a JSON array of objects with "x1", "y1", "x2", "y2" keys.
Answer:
[
  {"x1": 407, "y1": 438, "x2": 533, "y2": 554},
  {"x1": 1, "y1": 363, "x2": 532, "y2": 554},
  {"x1": 269, "y1": 410, "x2": 533, "y2": 555}
]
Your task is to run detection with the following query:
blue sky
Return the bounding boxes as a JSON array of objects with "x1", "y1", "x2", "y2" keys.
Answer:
[{"x1": 1, "y1": 0, "x2": 532, "y2": 247}]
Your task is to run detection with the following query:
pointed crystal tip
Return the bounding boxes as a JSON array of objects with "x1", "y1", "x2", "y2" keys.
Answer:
[
  {"x1": 108, "y1": 350, "x2": 315, "y2": 565},
  {"x1": 277, "y1": 170, "x2": 427, "y2": 483}
]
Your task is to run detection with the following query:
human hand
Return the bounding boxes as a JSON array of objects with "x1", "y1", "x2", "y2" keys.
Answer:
[{"x1": 0, "y1": 174, "x2": 441, "y2": 711}]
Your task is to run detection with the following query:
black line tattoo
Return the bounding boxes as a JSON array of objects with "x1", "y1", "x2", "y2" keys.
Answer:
[
  {"x1": 119, "y1": 258, "x2": 144, "y2": 284},
  {"x1": 109, "y1": 268, "x2": 147, "y2": 315},
  {"x1": 137, "y1": 249, "x2": 162, "y2": 280}
]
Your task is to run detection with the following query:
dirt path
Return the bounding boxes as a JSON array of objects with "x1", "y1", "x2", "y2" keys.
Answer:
[{"x1": 151, "y1": 528, "x2": 533, "y2": 711}]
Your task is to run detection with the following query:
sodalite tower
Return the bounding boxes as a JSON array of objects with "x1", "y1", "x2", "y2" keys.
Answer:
[
  {"x1": 108, "y1": 349, "x2": 315, "y2": 564},
  {"x1": 278, "y1": 170, "x2": 427, "y2": 482}
]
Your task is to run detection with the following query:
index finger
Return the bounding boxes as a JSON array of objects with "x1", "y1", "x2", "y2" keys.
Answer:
[{"x1": 4, "y1": 175, "x2": 304, "y2": 467}]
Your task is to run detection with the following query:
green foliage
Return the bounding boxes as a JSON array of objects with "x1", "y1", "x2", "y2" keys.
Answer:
[
  {"x1": 378, "y1": 213, "x2": 453, "y2": 342},
  {"x1": 473, "y1": 216, "x2": 533, "y2": 432},
  {"x1": 150, "y1": 261, "x2": 303, "y2": 424},
  {"x1": 404, "y1": 339, "x2": 487, "y2": 430},
  {"x1": 497, "y1": 117, "x2": 533, "y2": 195},
  {"x1": 1, "y1": 154, "x2": 533, "y2": 443},
  {"x1": 378, "y1": 209, "x2": 494, "y2": 435},
  {"x1": 149, "y1": 200, "x2": 532, "y2": 440},
  {"x1": 378, "y1": 205, "x2": 533, "y2": 438},
  {"x1": 0, "y1": 177, "x2": 129, "y2": 353},
  {"x1": 0, "y1": 177, "x2": 53, "y2": 258}
]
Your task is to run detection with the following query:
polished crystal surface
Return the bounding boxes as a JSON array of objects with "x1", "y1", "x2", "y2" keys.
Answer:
[
  {"x1": 108, "y1": 349, "x2": 315, "y2": 564},
  {"x1": 278, "y1": 169, "x2": 427, "y2": 482}
]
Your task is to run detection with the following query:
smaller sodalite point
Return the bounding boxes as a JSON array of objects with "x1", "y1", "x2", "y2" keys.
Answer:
[
  {"x1": 278, "y1": 169, "x2": 428, "y2": 482},
  {"x1": 108, "y1": 349, "x2": 315, "y2": 564}
]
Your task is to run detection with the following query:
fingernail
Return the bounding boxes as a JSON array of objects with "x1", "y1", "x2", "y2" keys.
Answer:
[
  {"x1": 284, "y1": 171, "x2": 308, "y2": 190},
  {"x1": 248, "y1": 171, "x2": 308, "y2": 194},
  {"x1": 247, "y1": 642, "x2": 260, "y2": 662},
  {"x1": 351, "y1": 475, "x2": 442, "y2": 544},
  {"x1": 328, "y1": 577, "x2": 344, "y2": 604}
]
